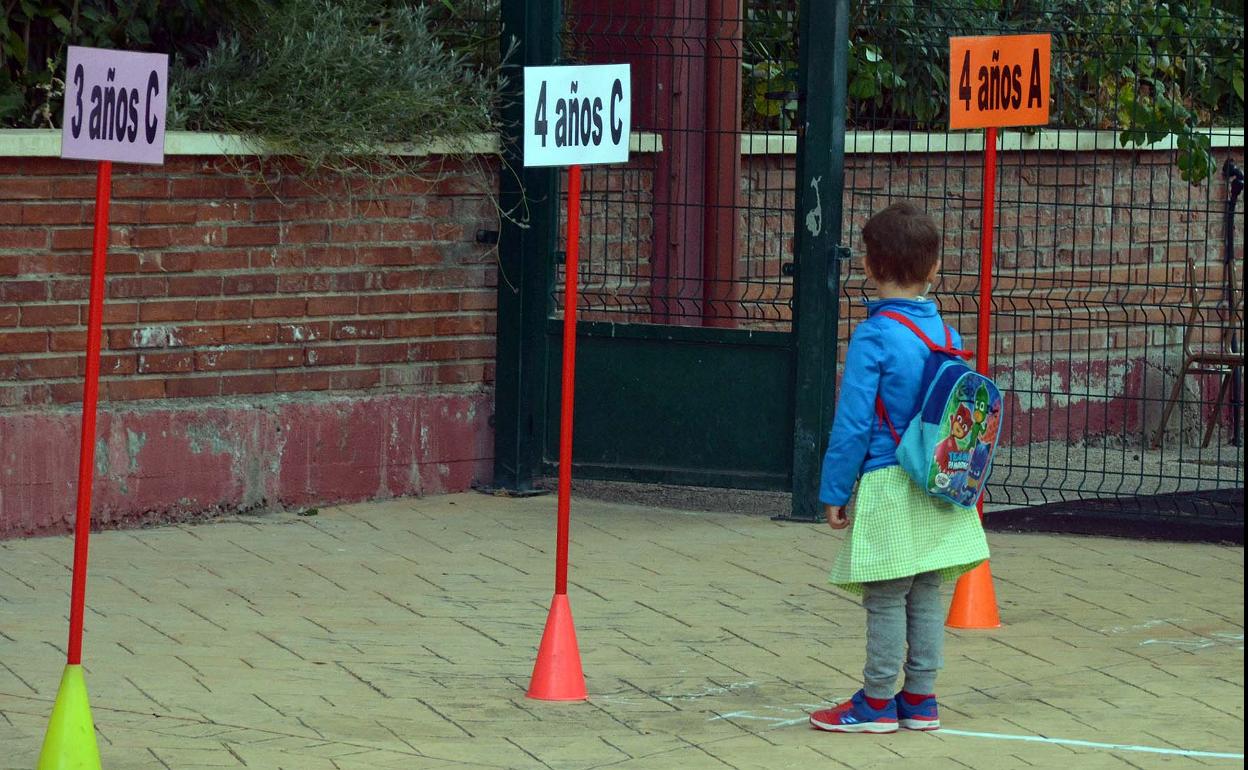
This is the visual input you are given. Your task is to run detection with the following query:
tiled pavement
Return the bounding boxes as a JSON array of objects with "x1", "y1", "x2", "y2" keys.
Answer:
[{"x1": 0, "y1": 493, "x2": 1243, "y2": 769}]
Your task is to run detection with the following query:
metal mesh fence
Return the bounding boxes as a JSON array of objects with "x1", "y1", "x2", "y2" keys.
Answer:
[
  {"x1": 536, "y1": 0, "x2": 1244, "y2": 518},
  {"x1": 556, "y1": 0, "x2": 796, "y2": 326}
]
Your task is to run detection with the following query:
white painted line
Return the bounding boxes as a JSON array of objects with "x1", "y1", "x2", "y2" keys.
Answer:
[{"x1": 938, "y1": 728, "x2": 1245, "y2": 760}]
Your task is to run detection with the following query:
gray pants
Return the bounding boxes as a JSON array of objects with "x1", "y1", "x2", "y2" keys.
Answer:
[{"x1": 861, "y1": 571, "x2": 945, "y2": 699}]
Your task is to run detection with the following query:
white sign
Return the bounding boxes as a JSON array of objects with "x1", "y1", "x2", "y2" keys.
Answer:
[
  {"x1": 61, "y1": 46, "x2": 168, "y2": 165},
  {"x1": 523, "y1": 64, "x2": 630, "y2": 168}
]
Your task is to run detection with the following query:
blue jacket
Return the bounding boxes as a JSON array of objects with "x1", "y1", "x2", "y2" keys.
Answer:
[{"x1": 818, "y1": 298, "x2": 964, "y2": 506}]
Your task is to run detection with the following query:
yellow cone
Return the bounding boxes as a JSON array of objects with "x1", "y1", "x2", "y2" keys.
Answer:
[{"x1": 37, "y1": 664, "x2": 101, "y2": 770}]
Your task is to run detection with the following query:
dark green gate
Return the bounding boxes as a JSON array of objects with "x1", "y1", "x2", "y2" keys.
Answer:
[{"x1": 494, "y1": 0, "x2": 850, "y2": 518}]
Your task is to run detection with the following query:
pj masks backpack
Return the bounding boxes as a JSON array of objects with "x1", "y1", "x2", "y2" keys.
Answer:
[{"x1": 873, "y1": 311, "x2": 1005, "y2": 509}]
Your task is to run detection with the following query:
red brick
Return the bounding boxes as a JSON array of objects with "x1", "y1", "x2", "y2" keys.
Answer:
[
  {"x1": 221, "y1": 323, "x2": 276, "y2": 344},
  {"x1": 225, "y1": 225, "x2": 281, "y2": 246},
  {"x1": 252, "y1": 297, "x2": 307, "y2": 318},
  {"x1": 379, "y1": 222, "x2": 434, "y2": 241},
  {"x1": 166, "y1": 376, "x2": 222, "y2": 399},
  {"x1": 108, "y1": 276, "x2": 168, "y2": 299},
  {"x1": 275, "y1": 371, "x2": 332, "y2": 392},
  {"x1": 383, "y1": 317, "x2": 436, "y2": 338},
  {"x1": 332, "y1": 320, "x2": 383, "y2": 339},
  {"x1": 278, "y1": 322, "x2": 330, "y2": 343},
  {"x1": 184, "y1": 251, "x2": 250, "y2": 272},
  {"x1": 434, "y1": 315, "x2": 488, "y2": 335},
  {"x1": 0, "y1": 331, "x2": 48, "y2": 354},
  {"x1": 358, "y1": 294, "x2": 410, "y2": 315},
  {"x1": 330, "y1": 369, "x2": 381, "y2": 390},
  {"x1": 307, "y1": 296, "x2": 358, "y2": 316},
  {"x1": 195, "y1": 349, "x2": 251, "y2": 371},
  {"x1": 276, "y1": 274, "x2": 309, "y2": 293},
  {"x1": 113, "y1": 177, "x2": 169, "y2": 198},
  {"x1": 223, "y1": 274, "x2": 279, "y2": 295},
  {"x1": 175, "y1": 325, "x2": 225, "y2": 346},
  {"x1": 49, "y1": 279, "x2": 88, "y2": 301},
  {"x1": 137, "y1": 352, "x2": 194, "y2": 373},
  {"x1": 331, "y1": 223, "x2": 384, "y2": 243},
  {"x1": 48, "y1": 382, "x2": 84, "y2": 402},
  {"x1": 460, "y1": 291, "x2": 496, "y2": 311},
  {"x1": 0, "y1": 255, "x2": 18, "y2": 275},
  {"x1": 358, "y1": 246, "x2": 419, "y2": 266},
  {"x1": 196, "y1": 299, "x2": 252, "y2": 321},
  {"x1": 219, "y1": 373, "x2": 275, "y2": 396},
  {"x1": 249, "y1": 246, "x2": 300, "y2": 269},
  {"x1": 50, "y1": 228, "x2": 95, "y2": 250},
  {"x1": 0, "y1": 384, "x2": 50, "y2": 406},
  {"x1": 356, "y1": 343, "x2": 411, "y2": 364},
  {"x1": 168, "y1": 276, "x2": 224, "y2": 296},
  {"x1": 0, "y1": 178, "x2": 54, "y2": 199},
  {"x1": 435, "y1": 363, "x2": 486, "y2": 385},
  {"x1": 105, "y1": 378, "x2": 166, "y2": 400},
  {"x1": 101, "y1": 354, "x2": 137, "y2": 375},
  {"x1": 102, "y1": 302, "x2": 139, "y2": 324},
  {"x1": 304, "y1": 345, "x2": 357, "y2": 367},
  {"x1": 49, "y1": 330, "x2": 87, "y2": 351},
  {"x1": 142, "y1": 203, "x2": 199, "y2": 224},
  {"x1": 19, "y1": 304, "x2": 80, "y2": 327},
  {"x1": 0, "y1": 305, "x2": 18, "y2": 326},
  {"x1": 304, "y1": 245, "x2": 356, "y2": 267},
  {"x1": 285, "y1": 223, "x2": 329, "y2": 242},
  {"x1": 250, "y1": 347, "x2": 303, "y2": 368},
  {"x1": 0, "y1": 227, "x2": 48, "y2": 248},
  {"x1": 1, "y1": 280, "x2": 49, "y2": 302},
  {"x1": 139, "y1": 300, "x2": 198, "y2": 322},
  {"x1": 411, "y1": 293, "x2": 460, "y2": 312}
]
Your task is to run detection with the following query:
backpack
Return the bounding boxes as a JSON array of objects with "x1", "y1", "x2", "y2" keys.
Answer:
[{"x1": 873, "y1": 311, "x2": 1005, "y2": 509}]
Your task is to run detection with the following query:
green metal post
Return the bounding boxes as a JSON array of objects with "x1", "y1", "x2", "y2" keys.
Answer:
[
  {"x1": 788, "y1": 0, "x2": 851, "y2": 521},
  {"x1": 492, "y1": 0, "x2": 561, "y2": 492}
]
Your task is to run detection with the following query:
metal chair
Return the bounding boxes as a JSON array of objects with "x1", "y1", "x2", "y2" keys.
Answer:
[{"x1": 1151, "y1": 255, "x2": 1244, "y2": 448}]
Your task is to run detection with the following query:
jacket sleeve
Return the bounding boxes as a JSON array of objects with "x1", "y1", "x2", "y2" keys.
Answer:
[{"x1": 818, "y1": 321, "x2": 886, "y2": 506}]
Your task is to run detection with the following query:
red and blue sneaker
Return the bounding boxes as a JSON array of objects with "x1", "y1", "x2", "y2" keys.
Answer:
[
  {"x1": 895, "y1": 691, "x2": 940, "y2": 730},
  {"x1": 809, "y1": 690, "x2": 899, "y2": 733}
]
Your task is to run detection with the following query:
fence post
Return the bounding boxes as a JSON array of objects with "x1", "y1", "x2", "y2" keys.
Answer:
[
  {"x1": 492, "y1": 0, "x2": 561, "y2": 492},
  {"x1": 788, "y1": 0, "x2": 851, "y2": 521}
]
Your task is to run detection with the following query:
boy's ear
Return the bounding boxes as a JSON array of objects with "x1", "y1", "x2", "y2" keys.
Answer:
[
  {"x1": 863, "y1": 256, "x2": 877, "y2": 282},
  {"x1": 927, "y1": 259, "x2": 942, "y2": 282}
]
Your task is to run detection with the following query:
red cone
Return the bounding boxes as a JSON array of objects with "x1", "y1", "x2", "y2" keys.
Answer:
[
  {"x1": 527, "y1": 593, "x2": 587, "y2": 701},
  {"x1": 945, "y1": 561, "x2": 1002, "y2": 629}
]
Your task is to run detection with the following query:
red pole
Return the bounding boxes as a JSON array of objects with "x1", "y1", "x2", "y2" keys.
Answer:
[
  {"x1": 976, "y1": 127, "x2": 997, "y2": 381},
  {"x1": 66, "y1": 160, "x2": 112, "y2": 665},
  {"x1": 974, "y1": 128, "x2": 997, "y2": 521},
  {"x1": 555, "y1": 164, "x2": 581, "y2": 596}
]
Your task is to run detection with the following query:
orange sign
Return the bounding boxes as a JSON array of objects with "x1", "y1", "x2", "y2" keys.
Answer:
[{"x1": 949, "y1": 34, "x2": 1050, "y2": 130}]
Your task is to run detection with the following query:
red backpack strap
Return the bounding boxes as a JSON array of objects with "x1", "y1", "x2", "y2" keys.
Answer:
[
  {"x1": 878, "y1": 310, "x2": 973, "y2": 360},
  {"x1": 875, "y1": 395, "x2": 902, "y2": 444}
]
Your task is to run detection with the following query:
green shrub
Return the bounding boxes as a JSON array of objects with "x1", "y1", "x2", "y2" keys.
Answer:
[{"x1": 168, "y1": 0, "x2": 505, "y2": 170}]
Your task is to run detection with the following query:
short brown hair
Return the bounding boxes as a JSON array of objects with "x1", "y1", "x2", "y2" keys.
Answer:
[{"x1": 861, "y1": 201, "x2": 941, "y2": 285}]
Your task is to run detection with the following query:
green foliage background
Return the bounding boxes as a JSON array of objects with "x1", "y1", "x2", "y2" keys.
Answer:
[
  {"x1": 743, "y1": 0, "x2": 1245, "y2": 183},
  {"x1": 3, "y1": 0, "x2": 1242, "y2": 181}
]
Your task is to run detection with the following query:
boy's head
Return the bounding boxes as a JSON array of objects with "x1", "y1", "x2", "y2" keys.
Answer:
[{"x1": 861, "y1": 201, "x2": 941, "y2": 287}]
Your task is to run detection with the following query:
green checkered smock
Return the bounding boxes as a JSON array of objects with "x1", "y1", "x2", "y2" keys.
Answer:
[{"x1": 829, "y1": 466, "x2": 990, "y2": 595}]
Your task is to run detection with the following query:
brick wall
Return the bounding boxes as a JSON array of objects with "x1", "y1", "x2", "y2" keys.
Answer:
[{"x1": 1, "y1": 152, "x2": 498, "y2": 537}]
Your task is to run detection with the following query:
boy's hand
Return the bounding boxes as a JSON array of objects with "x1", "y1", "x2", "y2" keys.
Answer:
[{"x1": 825, "y1": 504, "x2": 849, "y2": 529}]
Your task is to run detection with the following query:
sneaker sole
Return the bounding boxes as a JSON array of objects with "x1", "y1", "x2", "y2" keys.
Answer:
[
  {"x1": 899, "y1": 718, "x2": 941, "y2": 731},
  {"x1": 809, "y1": 716, "x2": 898, "y2": 733}
]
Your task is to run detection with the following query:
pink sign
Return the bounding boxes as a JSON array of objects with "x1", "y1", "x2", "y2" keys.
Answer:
[{"x1": 60, "y1": 46, "x2": 168, "y2": 165}]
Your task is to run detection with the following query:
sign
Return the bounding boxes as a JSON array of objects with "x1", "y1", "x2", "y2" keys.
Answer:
[
  {"x1": 60, "y1": 46, "x2": 168, "y2": 165},
  {"x1": 949, "y1": 34, "x2": 1050, "y2": 130},
  {"x1": 523, "y1": 64, "x2": 630, "y2": 167}
]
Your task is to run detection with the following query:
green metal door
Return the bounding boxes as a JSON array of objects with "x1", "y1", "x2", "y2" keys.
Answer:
[{"x1": 494, "y1": 0, "x2": 850, "y2": 519}]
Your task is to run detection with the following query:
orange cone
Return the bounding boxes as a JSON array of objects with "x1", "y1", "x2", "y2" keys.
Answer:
[
  {"x1": 527, "y1": 593, "x2": 587, "y2": 701},
  {"x1": 945, "y1": 561, "x2": 1001, "y2": 629}
]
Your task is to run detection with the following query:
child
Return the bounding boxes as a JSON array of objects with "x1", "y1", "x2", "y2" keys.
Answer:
[{"x1": 809, "y1": 201, "x2": 990, "y2": 734}]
